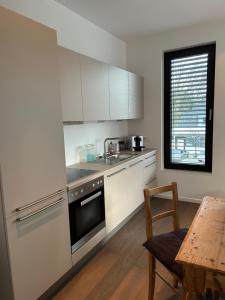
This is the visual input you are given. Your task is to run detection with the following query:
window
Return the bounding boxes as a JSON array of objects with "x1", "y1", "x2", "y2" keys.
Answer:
[{"x1": 164, "y1": 43, "x2": 216, "y2": 172}]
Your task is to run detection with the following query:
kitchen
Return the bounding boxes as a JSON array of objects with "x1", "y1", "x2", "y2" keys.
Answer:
[{"x1": 0, "y1": 1, "x2": 225, "y2": 300}]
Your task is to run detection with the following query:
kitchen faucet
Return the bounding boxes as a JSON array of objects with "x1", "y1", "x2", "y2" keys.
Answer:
[{"x1": 104, "y1": 137, "x2": 123, "y2": 158}]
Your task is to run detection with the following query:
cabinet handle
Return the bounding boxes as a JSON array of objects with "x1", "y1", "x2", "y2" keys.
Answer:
[
  {"x1": 16, "y1": 198, "x2": 64, "y2": 222},
  {"x1": 144, "y1": 161, "x2": 156, "y2": 168},
  {"x1": 145, "y1": 154, "x2": 156, "y2": 160},
  {"x1": 15, "y1": 189, "x2": 64, "y2": 212},
  {"x1": 107, "y1": 168, "x2": 126, "y2": 178},
  {"x1": 129, "y1": 160, "x2": 143, "y2": 168}
]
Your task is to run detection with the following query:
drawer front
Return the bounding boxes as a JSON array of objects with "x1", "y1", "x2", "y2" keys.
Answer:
[{"x1": 143, "y1": 153, "x2": 156, "y2": 165}]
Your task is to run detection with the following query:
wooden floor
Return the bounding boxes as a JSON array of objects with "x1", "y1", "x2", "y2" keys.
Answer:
[{"x1": 54, "y1": 198, "x2": 199, "y2": 300}]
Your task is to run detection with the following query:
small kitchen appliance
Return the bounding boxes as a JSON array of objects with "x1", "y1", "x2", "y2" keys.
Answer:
[{"x1": 127, "y1": 135, "x2": 145, "y2": 151}]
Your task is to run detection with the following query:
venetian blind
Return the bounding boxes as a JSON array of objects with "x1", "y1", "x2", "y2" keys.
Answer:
[{"x1": 170, "y1": 53, "x2": 209, "y2": 165}]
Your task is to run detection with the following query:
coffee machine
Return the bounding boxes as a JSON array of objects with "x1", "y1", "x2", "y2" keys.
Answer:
[{"x1": 127, "y1": 135, "x2": 145, "y2": 151}]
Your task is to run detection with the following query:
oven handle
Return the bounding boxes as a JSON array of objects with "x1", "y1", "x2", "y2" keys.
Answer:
[{"x1": 80, "y1": 191, "x2": 102, "y2": 207}]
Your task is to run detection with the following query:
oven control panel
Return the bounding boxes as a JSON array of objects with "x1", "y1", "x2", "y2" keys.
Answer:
[{"x1": 68, "y1": 176, "x2": 104, "y2": 204}]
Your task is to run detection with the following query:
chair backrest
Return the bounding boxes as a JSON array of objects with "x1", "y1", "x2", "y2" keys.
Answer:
[{"x1": 143, "y1": 182, "x2": 180, "y2": 240}]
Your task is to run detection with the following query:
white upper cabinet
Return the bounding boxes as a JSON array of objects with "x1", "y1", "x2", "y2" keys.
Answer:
[
  {"x1": 81, "y1": 55, "x2": 110, "y2": 121},
  {"x1": 58, "y1": 48, "x2": 143, "y2": 121},
  {"x1": 109, "y1": 66, "x2": 129, "y2": 120},
  {"x1": 128, "y1": 72, "x2": 144, "y2": 119},
  {"x1": 58, "y1": 47, "x2": 83, "y2": 122}
]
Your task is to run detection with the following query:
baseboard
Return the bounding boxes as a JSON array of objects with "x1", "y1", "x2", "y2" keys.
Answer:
[{"x1": 158, "y1": 194, "x2": 202, "y2": 204}]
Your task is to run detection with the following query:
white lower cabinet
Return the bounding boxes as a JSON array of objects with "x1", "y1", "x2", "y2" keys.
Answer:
[
  {"x1": 143, "y1": 154, "x2": 157, "y2": 185},
  {"x1": 105, "y1": 152, "x2": 157, "y2": 234},
  {"x1": 126, "y1": 159, "x2": 145, "y2": 215},
  {"x1": 6, "y1": 199, "x2": 72, "y2": 300},
  {"x1": 105, "y1": 167, "x2": 129, "y2": 233}
]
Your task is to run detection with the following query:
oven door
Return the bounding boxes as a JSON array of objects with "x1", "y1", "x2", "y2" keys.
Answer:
[{"x1": 69, "y1": 187, "x2": 105, "y2": 253}]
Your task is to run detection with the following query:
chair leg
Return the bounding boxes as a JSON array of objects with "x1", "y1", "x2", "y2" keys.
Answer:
[
  {"x1": 148, "y1": 254, "x2": 156, "y2": 300},
  {"x1": 205, "y1": 288, "x2": 212, "y2": 299},
  {"x1": 181, "y1": 290, "x2": 188, "y2": 300},
  {"x1": 213, "y1": 290, "x2": 220, "y2": 300},
  {"x1": 173, "y1": 276, "x2": 179, "y2": 289}
]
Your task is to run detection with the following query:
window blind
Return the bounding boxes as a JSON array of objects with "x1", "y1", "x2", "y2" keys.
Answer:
[
  {"x1": 164, "y1": 43, "x2": 215, "y2": 172},
  {"x1": 171, "y1": 53, "x2": 208, "y2": 165}
]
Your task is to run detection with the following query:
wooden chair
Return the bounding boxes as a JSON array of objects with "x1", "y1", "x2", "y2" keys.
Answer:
[
  {"x1": 205, "y1": 272, "x2": 225, "y2": 300},
  {"x1": 143, "y1": 182, "x2": 188, "y2": 300}
]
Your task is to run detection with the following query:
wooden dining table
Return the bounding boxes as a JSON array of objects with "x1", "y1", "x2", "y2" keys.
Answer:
[{"x1": 176, "y1": 196, "x2": 225, "y2": 299}]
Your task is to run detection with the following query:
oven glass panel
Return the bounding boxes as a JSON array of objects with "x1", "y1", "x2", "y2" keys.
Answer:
[{"x1": 69, "y1": 188, "x2": 105, "y2": 247}]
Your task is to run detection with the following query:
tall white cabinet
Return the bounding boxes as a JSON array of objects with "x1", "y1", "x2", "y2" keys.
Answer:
[{"x1": 0, "y1": 7, "x2": 72, "y2": 300}]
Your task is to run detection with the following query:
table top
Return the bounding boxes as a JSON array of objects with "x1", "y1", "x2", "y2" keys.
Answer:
[{"x1": 176, "y1": 196, "x2": 225, "y2": 274}]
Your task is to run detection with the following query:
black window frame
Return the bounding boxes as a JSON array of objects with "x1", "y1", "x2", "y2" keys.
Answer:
[{"x1": 164, "y1": 43, "x2": 216, "y2": 172}]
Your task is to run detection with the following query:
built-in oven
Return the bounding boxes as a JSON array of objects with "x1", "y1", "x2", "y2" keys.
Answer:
[{"x1": 67, "y1": 175, "x2": 105, "y2": 254}]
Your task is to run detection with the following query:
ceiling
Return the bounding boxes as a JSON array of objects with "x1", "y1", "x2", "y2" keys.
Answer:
[{"x1": 55, "y1": 0, "x2": 225, "y2": 40}]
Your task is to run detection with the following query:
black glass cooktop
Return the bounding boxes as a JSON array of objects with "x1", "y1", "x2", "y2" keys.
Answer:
[{"x1": 66, "y1": 168, "x2": 98, "y2": 184}]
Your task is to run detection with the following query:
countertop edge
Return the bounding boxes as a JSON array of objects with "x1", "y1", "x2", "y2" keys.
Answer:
[{"x1": 66, "y1": 149, "x2": 157, "y2": 190}]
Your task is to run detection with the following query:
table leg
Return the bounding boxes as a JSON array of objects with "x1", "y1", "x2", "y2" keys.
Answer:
[{"x1": 183, "y1": 265, "x2": 205, "y2": 300}]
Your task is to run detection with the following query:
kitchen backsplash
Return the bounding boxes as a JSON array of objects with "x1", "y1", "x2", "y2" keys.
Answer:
[{"x1": 63, "y1": 121, "x2": 128, "y2": 166}]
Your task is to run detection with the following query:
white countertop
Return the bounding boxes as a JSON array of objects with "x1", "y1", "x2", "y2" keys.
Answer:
[{"x1": 66, "y1": 149, "x2": 157, "y2": 190}]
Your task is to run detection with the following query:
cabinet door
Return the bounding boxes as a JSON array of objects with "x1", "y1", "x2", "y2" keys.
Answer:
[
  {"x1": 104, "y1": 167, "x2": 128, "y2": 233},
  {"x1": 0, "y1": 7, "x2": 67, "y2": 217},
  {"x1": 81, "y1": 55, "x2": 110, "y2": 121},
  {"x1": 58, "y1": 47, "x2": 83, "y2": 121},
  {"x1": 128, "y1": 72, "x2": 144, "y2": 119},
  {"x1": 109, "y1": 66, "x2": 129, "y2": 120},
  {"x1": 6, "y1": 199, "x2": 72, "y2": 300},
  {"x1": 143, "y1": 154, "x2": 157, "y2": 186},
  {"x1": 126, "y1": 159, "x2": 144, "y2": 214}
]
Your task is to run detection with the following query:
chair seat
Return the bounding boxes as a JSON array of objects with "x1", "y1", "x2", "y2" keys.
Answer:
[{"x1": 143, "y1": 228, "x2": 188, "y2": 279}]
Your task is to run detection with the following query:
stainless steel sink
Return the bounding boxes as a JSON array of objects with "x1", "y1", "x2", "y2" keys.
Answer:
[{"x1": 89, "y1": 153, "x2": 137, "y2": 165}]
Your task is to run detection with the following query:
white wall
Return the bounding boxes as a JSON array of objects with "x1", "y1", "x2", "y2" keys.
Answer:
[
  {"x1": 64, "y1": 121, "x2": 128, "y2": 166},
  {"x1": 0, "y1": 0, "x2": 128, "y2": 166},
  {"x1": 127, "y1": 20, "x2": 225, "y2": 202},
  {"x1": 0, "y1": 0, "x2": 126, "y2": 67}
]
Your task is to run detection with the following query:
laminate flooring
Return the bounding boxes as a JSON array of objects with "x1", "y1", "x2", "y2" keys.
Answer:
[{"x1": 54, "y1": 198, "x2": 199, "y2": 300}]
